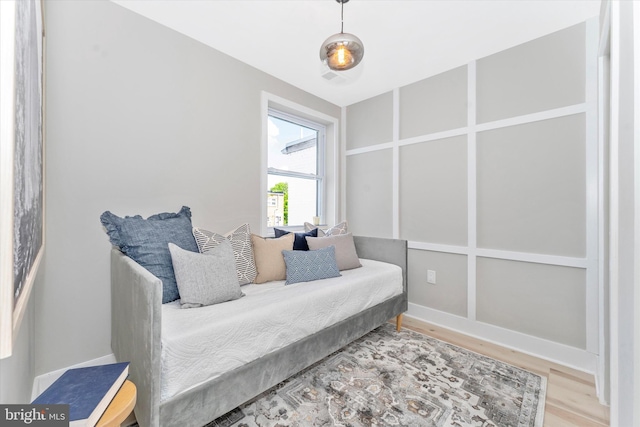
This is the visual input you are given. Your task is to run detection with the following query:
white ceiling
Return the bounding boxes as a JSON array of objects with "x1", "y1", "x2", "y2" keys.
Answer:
[{"x1": 112, "y1": 0, "x2": 600, "y2": 107}]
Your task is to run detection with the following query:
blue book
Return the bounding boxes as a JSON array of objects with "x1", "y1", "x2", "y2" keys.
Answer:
[{"x1": 32, "y1": 362, "x2": 130, "y2": 427}]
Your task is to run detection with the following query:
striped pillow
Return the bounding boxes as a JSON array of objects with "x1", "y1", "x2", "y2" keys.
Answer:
[{"x1": 192, "y1": 224, "x2": 257, "y2": 285}]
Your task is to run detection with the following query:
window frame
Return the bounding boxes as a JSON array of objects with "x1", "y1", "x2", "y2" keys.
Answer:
[{"x1": 261, "y1": 92, "x2": 339, "y2": 236}]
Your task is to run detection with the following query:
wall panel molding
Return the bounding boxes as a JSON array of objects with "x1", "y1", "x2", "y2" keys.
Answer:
[
  {"x1": 409, "y1": 241, "x2": 588, "y2": 268},
  {"x1": 467, "y1": 61, "x2": 477, "y2": 321},
  {"x1": 392, "y1": 88, "x2": 400, "y2": 239},
  {"x1": 346, "y1": 103, "x2": 588, "y2": 157},
  {"x1": 345, "y1": 20, "x2": 599, "y2": 374}
]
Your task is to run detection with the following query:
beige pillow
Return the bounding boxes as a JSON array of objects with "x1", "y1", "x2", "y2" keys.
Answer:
[
  {"x1": 305, "y1": 232, "x2": 362, "y2": 271},
  {"x1": 251, "y1": 233, "x2": 294, "y2": 284}
]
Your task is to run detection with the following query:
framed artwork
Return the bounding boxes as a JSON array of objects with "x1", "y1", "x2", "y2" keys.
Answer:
[{"x1": 0, "y1": 0, "x2": 45, "y2": 359}]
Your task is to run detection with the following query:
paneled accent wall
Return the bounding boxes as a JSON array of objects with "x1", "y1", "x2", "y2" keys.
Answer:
[
  {"x1": 345, "y1": 20, "x2": 599, "y2": 372},
  {"x1": 346, "y1": 149, "x2": 394, "y2": 238}
]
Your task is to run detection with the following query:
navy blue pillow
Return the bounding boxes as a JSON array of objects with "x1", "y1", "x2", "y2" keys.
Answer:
[
  {"x1": 274, "y1": 228, "x2": 318, "y2": 251},
  {"x1": 100, "y1": 206, "x2": 199, "y2": 303}
]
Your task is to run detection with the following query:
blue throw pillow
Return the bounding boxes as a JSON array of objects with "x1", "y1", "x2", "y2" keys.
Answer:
[
  {"x1": 100, "y1": 206, "x2": 199, "y2": 303},
  {"x1": 274, "y1": 228, "x2": 318, "y2": 251},
  {"x1": 282, "y1": 245, "x2": 341, "y2": 285}
]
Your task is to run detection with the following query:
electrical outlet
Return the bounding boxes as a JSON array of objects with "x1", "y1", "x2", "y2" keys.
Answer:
[{"x1": 427, "y1": 270, "x2": 436, "y2": 285}]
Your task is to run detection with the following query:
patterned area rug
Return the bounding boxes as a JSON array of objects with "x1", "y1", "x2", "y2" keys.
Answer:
[{"x1": 206, "y1": 323, "x2": 546, "y2": 427}]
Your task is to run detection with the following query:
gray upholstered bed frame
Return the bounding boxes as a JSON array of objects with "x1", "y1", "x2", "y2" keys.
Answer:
[{"x1": 110, "y1": 236, "x2": 408, "y2": 427}]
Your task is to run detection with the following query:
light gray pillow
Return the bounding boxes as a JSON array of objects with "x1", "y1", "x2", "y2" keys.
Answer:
[
  {"x1": 168, "y1": 241, "x2": 243, "y2": 309},
  {"x1": 305, "y1": 232, "x2": 362, "y2": 271}
]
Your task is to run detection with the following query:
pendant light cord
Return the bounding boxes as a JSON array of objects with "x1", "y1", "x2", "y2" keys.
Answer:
[{"x1": 340, "y1": 0, "x2": 344, "y2": 34}]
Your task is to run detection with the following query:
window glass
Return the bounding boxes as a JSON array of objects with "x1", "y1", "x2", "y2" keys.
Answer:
[
  {"x1": 267, "y1": 110, "x2": 324, "y2": 227},
  {"x1": 268, "y1": 116, "x2": 317, "y2": 175}
]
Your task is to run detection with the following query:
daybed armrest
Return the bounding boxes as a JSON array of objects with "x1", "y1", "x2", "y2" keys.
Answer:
[
  {"x1": 353, "y1": 235, "x2": 408, "y2": 294},
  {"x1": 111, "y1": 248, "x2": 162, "y2": 427},
  {"x1": 354, "y1": 236, "x2": 408, "y2": 329}
]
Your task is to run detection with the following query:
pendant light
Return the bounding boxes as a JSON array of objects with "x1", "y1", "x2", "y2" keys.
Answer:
[{"x1": 319, "y1": 0, "x2": 364, "y2": 71}]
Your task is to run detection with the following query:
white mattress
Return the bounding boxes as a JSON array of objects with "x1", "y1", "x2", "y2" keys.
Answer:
[{"x1": 160, "y1": 258, "x2": 403, "y2": 401}]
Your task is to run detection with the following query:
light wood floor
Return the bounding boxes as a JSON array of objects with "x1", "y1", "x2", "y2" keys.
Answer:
[{"x1": 401, "y1": 316, "x2": 610, "y2": 427}]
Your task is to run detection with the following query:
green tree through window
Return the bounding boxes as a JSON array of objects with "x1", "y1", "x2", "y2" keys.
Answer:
[{"x1": 270, "y1": 182, "x2": 288, "y2": 225}]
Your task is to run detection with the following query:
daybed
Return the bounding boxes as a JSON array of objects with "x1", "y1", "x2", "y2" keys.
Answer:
[{"x1": 110, "y1": 235, "x2": 407, "y2": 427}]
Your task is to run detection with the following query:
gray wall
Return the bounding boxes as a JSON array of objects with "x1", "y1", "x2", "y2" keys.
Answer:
[
  {"x1": 0, "y1": 299, "x2": 35, "y2": 403},
  {"x1": 346, "y1": 92, "x2": 393, "y2": 150},
  {"x1": 346, "y1": 22, "x2": 594, "y2": 352},
  {"x1": 346, "y1": 149, "x2": 393, "y2": 238},
  {"x1": 22, "y1": 0, "x2": 340, "y2": 385}
]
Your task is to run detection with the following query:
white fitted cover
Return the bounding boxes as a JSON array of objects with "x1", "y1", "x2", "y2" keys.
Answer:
[{"x1": 160, "y1": 259, "x2": 403, "y2": 400}]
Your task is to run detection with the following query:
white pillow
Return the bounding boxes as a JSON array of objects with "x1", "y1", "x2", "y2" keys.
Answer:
[{"x1": 304, "y1": 220, "x2": 348, "y2": 237}]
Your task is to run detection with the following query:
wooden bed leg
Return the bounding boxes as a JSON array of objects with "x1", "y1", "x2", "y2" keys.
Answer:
[{"x1": 396, "y1": 314, "x2": 403, "y2": 331}]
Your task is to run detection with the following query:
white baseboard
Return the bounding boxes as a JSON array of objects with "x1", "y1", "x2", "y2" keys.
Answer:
[
  {"x1": 407, "y1": 303, "x2": 598, "y2": 375},
  {"x1": 31, "y1": 353, "x2": 116, "y2": 401}
]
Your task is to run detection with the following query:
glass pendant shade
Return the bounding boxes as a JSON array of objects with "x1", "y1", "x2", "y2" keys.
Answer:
[{"x1": 320, "y1": 32, "x2": 364, "y2": 71}]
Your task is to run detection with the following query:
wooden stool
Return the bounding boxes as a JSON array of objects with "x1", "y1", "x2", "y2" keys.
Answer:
[{"x1": 96, "y1": 380, "x2": 136, "y2": 427}]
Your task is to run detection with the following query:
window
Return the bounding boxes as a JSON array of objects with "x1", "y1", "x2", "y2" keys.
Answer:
[{"x1": 267, "y1": 108, "x2": 325, "y2": 227}]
